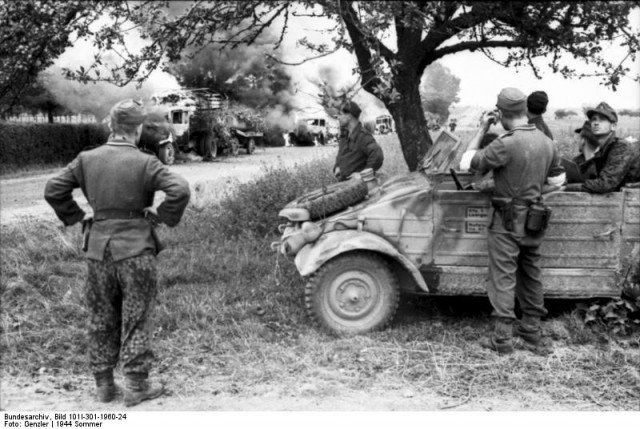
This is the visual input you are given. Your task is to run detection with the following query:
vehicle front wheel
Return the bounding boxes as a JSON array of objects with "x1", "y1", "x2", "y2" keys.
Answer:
[
  {"x1": 158, "y1": 143, "x2": 176, "y2": 165},
  {"x1": 305, "y1": 252, "x2": 400, "y2": 336},
  {"x1": 245, "y1": 137, "x2": 256, "y2": 154}
]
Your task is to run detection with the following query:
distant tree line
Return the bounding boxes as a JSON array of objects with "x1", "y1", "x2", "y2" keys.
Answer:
[{"x1": 554, "y1": 108, "x2": 640, "y2": 120}]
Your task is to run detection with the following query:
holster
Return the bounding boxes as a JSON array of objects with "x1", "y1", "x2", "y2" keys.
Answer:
[{"x1": 81, "y1": 218, "x2": 93, "y2": 252}]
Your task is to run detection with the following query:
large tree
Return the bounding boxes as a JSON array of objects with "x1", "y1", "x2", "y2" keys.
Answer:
[{"x1": 3, "y1": 1, "x2": 639, "y2": 170}]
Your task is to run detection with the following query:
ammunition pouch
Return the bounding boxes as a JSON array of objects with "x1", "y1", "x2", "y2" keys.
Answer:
[{"x1": 525, "y1": 202, "x2": 552, "y2": 233}]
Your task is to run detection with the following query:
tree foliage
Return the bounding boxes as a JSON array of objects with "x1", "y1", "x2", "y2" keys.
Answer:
[
  {"x1": 0, "y1": 0, "x2": 106, "y2": 113},
  {"x1": 419, "y1": 62, "x2": 461, "y2": 124},
  {"x1": 2, "y1": 1, "x2": 639, "y2": 170}
]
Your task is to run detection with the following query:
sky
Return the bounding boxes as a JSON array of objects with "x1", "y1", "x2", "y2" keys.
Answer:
[{"x1": 49, "y1": 2, "x2": 640, "y2": 120}]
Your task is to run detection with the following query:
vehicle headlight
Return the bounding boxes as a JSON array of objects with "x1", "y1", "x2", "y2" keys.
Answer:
[{"x1": 301, "y1": 222, "x2": 322, "y2": 242}]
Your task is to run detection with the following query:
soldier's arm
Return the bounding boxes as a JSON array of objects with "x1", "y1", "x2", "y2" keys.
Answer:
[
  {"x1": 44, "y1": 158, "x2": 86, "y2": 226},
  {"x1": 146, "y1": 157, "x2": 191, "y2": 226},
  {"x1": 582, "y1": 140, "x2": 632, "y2": 193},
  {"x1": 460, "y1": 112, "x2": 495, "y2": 172}
]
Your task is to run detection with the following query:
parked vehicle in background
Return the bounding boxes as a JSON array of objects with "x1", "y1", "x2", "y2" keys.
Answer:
[
  {"x1": 272, "y1": 131, "x2": 640, "y2": 336},
  {"x1": 150, "y1": 88, "x2": 262, "y2": 164},
  {"x1": 289, "y1": 116, "x2": 338, "y2": 146},
  {"x1": 375, "y1": 115, "x2": 395, "y2": 134}
]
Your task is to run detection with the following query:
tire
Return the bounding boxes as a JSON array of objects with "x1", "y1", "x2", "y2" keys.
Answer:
[
  {"x1": 246, "y1": 137, "x2": 256, "y2": 154},
  {"x1": 158, "y1": 143, "x2": 176, "y2": 165},
  {"x1": 293, "y1": 180, "x2": 368, "y2": 220},
  {"x1": 305, "y1": 252, "x2": 400, "y2": 335},
  {"x1": 199, "y1": 134, "x2": 217, "y2": 159}
]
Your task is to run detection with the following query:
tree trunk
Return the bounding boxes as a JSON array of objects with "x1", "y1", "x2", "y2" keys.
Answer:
[
  {"x1": 386, "y1": 72, "x2": 431, "y2": 172},
  {"x1": 47, "y1": 108, "x2": 54, "y2": 123}
]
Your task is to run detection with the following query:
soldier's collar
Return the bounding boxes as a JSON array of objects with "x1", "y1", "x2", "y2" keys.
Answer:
[{"x1": 107, "y1": 136, "x2": 138, "y2": 148}]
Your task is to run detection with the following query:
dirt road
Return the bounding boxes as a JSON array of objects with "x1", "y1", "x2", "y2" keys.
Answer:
[{"x1": 0, "y1": 145, "x2": 336, "y2": 225}]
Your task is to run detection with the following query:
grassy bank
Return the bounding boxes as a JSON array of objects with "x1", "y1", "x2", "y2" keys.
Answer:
[{"x1": 1, "y1": 134, "x2": 639, "y2": 410}]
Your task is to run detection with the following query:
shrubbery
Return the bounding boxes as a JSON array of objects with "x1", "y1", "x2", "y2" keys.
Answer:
[
  {"x1": 212, "y1": 157, "x2": 337, "y2": 238},
  {"x1": 0, "y1": 122, "x2": 109, "y2": 172}
]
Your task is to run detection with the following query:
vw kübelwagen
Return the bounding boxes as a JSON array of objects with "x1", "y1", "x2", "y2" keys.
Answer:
[{"x1": 273, "y1": 130, "x2": 640, "y2": 335}]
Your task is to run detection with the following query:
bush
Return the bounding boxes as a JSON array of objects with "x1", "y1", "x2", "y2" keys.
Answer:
[
  {"x1": 212, "y1": 157, "x2": 337, "y2": 238},
  {"x1": 0, "y1": 122, "x2": 110, "y2": 172}
]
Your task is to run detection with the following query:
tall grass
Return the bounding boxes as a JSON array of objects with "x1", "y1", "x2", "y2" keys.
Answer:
[{"x1": 1, "y1": 133, "x2": 639, "y2": 410}]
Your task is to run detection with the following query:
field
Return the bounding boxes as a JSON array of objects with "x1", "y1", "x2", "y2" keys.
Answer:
[{"x1": 1, "y1": 124, "x2": 639, "y2": 412}]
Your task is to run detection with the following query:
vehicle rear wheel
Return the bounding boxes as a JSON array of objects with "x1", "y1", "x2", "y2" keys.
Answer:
[
  {"x1": 293, "y1": 180, "x2": 368, "y2": 220},
  {"x1": 158, "y1": 143, "x2": 176, "y2": 165},
  {"x1": 305, "y1": 252, "x2": 400, "y2": 336},
  {"x1": 246, "y1": 137, "x2": 256, "y2": 154},
  {"x1": 199, "y1": 134, "x2": 217, "y2": 159}
]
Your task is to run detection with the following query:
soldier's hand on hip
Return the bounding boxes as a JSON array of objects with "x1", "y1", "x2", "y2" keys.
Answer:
[{"x1": 144, "y1": 207, "x2": 161, "y2": 226}]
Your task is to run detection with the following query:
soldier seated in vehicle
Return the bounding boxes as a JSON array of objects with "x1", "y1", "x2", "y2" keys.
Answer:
[{"x1": 563, "y1": 102, "x2": 640, "y2": 193}]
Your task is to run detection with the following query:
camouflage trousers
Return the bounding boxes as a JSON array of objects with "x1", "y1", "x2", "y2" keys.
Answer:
[{"x1": 86, "y1": 244, "x2": 157, "y2": 375}]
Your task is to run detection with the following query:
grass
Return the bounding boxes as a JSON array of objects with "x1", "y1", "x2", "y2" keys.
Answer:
[{"x1": 1, "y1": 133, "x2": 640, "y2": 410}]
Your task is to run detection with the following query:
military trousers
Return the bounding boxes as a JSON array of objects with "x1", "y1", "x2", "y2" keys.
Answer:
[
  {"x1": 486, "y1": 210, "x2": 548, "y2": 320},
  {"x1": 85, "y1": 244, "x2": 157, "y2": 375}
]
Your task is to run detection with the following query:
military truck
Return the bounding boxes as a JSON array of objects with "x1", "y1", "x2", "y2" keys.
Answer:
[
  {"x1": 150, "y1": 89, "x2": 262, "y2": 163},
  {"x1": 272, "y1": 130, "x2": 640, "y2": 335},
  {"x1": 289, "y1": 116, "x2": 338, "y2": 146}
]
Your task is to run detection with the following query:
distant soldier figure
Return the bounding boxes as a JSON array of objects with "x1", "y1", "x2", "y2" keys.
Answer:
[
  {"x1": 526, "y1": 91, "x2": 553, "y2": 140},
  {"x1": 44, "y1": 99, "x2": 190, "y2": 406},
  {"x1": 333, "y1": 101, "x2": 384, "y2": 181},
  {"x1": 449, "y1": 118, "x2": 457, "y2": 133}
]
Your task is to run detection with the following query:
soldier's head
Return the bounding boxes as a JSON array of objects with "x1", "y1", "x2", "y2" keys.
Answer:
[
  {"x1": 339, "y1": 100, "x2": 361, "y2": 128},
  {"x1": 527, "y1": 91, "x2": 549, "y2": 117},
  {"x1": 139, "y1": 108, "x2": 173, "y2": 149},
  {"x1": 109, "y1": 99, "x2": 147, "y2": 142},
  {"x1": 496, "y1": 87, "x2": 527, "y2": 129},
  {"x1": 586, "y1": 102, "x2": 617, "y2": 137},
  {"x1": 575, "y1": 120, "x2": 597, "y2": 145}
]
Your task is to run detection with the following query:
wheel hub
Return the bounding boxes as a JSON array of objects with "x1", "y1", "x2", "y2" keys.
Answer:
[{"x1": 332, "y1": 278, "x2": 374, "y2": 317}]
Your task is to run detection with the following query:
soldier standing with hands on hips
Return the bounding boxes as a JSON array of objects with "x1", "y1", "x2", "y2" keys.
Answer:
[
  {"x1": 459, "y1": 88, "x2": 564, "y2": 355},
  {"x1": 45, "y1": 99, "x2": 190, "y2": 406}
]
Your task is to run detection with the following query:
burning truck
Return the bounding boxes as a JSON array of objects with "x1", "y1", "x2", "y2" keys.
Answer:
[{"x1": 148, "y1": 88, "x2": 263, "y2": 164}]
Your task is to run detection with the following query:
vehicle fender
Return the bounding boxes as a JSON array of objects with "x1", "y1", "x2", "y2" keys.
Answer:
[{"x1": 294, "y1": 230, "x2": 429, "y2": 293}]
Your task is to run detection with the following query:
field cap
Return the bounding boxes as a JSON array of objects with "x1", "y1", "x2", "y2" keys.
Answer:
[
  {"x1": 110, "y1": 99, "x2": 147, "y2": 125},
  {"x1": 527, "y1": 91, "x2": 549, "y2": 114},
  {"x1": 496, "y1": 87, "x2": 527, "y2": 112},
  {"x1": 341, "y1": 100, "x2": 362, "y2": 118},
  {"x1": 586, "y1": 102, "x2": 617, "y2": 123}
]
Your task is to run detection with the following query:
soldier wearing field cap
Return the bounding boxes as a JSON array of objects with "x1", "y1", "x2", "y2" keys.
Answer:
[
  {"x1": 527, "y1": 91, "x2": 553, "y2": 139},
  {"x1": 459, "y1": 87, "x2": 562, "y2": 355},
  {"x1": 563, "y1": 102, "x2": 639, "y2": 193},
  {"x1": 45, "y1": 99, "x2": 190, "y2": 406},
  {"x1": 333, "y1": 100, "x2": 384, "y2": 181}
]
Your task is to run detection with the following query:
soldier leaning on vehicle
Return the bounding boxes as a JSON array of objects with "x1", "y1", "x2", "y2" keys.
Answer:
[
  {"x1": 44, "y1": 99, "x2": 190, "y2": 407},
  {"x1": 460, "y1": 87, "x2": 564, "y2": 355},
  {"x1": 563, "y1": 102, "x2": 640, "y2": 192},
  {"x1": 333, "y1": 100, "x2": 384, "y2": 181}
]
